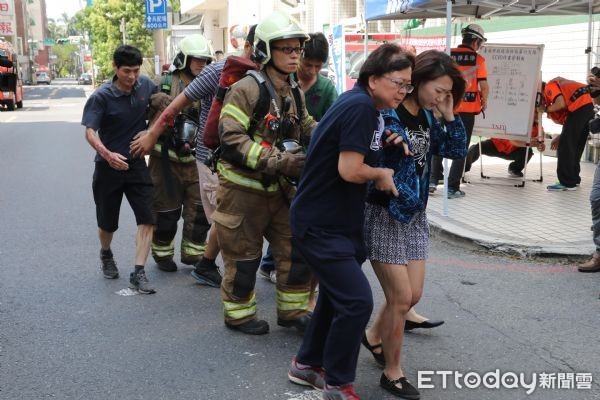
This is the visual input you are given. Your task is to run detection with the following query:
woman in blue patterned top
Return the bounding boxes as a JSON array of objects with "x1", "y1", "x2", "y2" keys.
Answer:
[{"x1": 362, "y1": 50, "x2": 467, "y2": 399}]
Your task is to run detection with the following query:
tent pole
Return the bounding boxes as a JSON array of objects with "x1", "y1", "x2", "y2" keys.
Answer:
[
  {"x1": 364, "y1": 1, "x2": 368, "y2": 63},
  {"x1": 588, "y1": 0, "x2": 593, "y2": 72},
  {"x1": 442, "y1": 0, "x2": 453, "y2": 217}
]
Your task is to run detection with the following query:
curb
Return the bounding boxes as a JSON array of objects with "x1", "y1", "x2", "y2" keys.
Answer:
[{"x1": 428, "y1": 212, "x2": 594, "y2": 258}]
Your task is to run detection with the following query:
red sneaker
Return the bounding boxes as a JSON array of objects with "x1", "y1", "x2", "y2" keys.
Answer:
[{"x1": 323, "y1": 383, "x2": 360, "y2": 400}]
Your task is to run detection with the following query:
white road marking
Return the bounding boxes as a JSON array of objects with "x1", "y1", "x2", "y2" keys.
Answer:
[
  {"x1": 115, "y1": 288, "x2": 140, "y2": 296},
  {"x1": 284, "y1": 390, "x2": 322, "y2": 400},
  {"x1": 5, "y1": 116, "x2": 16, "y2": 122},
  {"x1": 243, "y1": 352, "x2": 259, "y2": 357}
]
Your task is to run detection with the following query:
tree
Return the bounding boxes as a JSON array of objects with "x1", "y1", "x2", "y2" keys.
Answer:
[
  {"x1": 52, "y1": 43, "x2": 79, "y2": 77},
  {"x1": 75, "y1": 0, "x2": 153, "y2": 81}
]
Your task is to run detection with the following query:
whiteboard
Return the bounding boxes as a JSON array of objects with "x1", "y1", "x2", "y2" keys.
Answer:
[{"x1": 473, "y1": 44, "x2": 544, "y2": 141}]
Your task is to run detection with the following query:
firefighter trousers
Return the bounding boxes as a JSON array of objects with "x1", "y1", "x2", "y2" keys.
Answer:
[
  {"x1": 148, "y1": 154, "x2": 210, "y2": 265},
  {"x1": 212, "y1": 181, "x2": 312, "y2": 325}
]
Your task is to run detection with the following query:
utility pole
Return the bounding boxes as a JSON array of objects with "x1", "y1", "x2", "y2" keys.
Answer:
[
  {"x1": 153, "y1": 29, "x2": 165, "y2": 77},
  {"x1": 120, "y1": 18, "x2": 127, "y2": 44}
]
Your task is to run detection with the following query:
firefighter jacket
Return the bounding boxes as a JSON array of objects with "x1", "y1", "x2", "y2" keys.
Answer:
[
  {"x1": 149, "y1": 70, "x2": 199, "y2": 163},
  {"x1": 218, "y1": 67, "x2": 316, "y2": 193}
]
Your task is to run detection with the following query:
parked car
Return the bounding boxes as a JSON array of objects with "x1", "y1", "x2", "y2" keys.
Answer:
[
  {"x1": 78, "y1": 73, "x2": 92, "y2": 85},
  {"x1": 36, "y1": 72, "x2": 51, "y2": 85}
]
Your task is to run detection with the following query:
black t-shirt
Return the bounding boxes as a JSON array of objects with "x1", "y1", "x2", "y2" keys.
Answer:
[
  {"x1": 290, "y1": 84, "x2": 383, "y2": 237},
  {"x1": 81, "y1": 75, "x2": 158, "y2": 162},
  {"x1": 395, "y1": 104, "x2": 430, "y2": 177}
]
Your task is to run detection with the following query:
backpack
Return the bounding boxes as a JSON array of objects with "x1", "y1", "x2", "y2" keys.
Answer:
[
  {"x1": 204, "y1": 56, "x2": 259, "y2": 149},
  {"x1": 203, "y1": 57, "x2": 304, "y2": 149}
]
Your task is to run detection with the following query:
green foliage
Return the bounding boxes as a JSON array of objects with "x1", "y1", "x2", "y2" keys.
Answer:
[
  {"x1": 75, "y1": 0, "x2": 154, "y2": 80},
  {"x1": 52, "y1": 43, "x2": 79, "y2": 77}
]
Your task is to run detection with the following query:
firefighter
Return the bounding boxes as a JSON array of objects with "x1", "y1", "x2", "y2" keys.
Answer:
[
  {"x1": 215, "y1": 11, "x2": 316, "y2": 335},
  {"x1": 147, "y1": 34, "x2": 216, "y2": 275}
]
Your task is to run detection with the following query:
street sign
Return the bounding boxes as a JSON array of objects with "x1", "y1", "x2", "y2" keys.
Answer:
[
  {"x1": 43, "y1": 38, "x2": 56, "y2": 46},
  {"x1": 145, "y1": 0, "x2": 168, "y2": 30},
  {"x1": 0, "y1": 0, "x2": 14, "y2": 17}
]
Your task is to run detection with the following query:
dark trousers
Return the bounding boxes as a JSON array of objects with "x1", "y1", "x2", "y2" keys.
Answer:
[
  {"x1": 464, "y1": 140, "x2": 533, "y2": 173},
  {"x1": 557, "y1": 104, "x2": 595, "y2": 187},
  {"x1": 431, "y1": 112, "x2": 475, "y2": 190},
  {"x1": 294, "y1": 229, "x2": 373, "y2": 386}
]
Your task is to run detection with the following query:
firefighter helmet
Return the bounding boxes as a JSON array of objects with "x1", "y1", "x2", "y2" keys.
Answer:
[
  {"x1": 173, "y1": 34, "x2": 215, "y2": 70},
  {"x1": 253, "y1": 11, "x2": 309, "y2": 65}
]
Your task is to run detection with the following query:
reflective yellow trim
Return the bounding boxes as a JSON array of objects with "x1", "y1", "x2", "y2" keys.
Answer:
[
  {"x1": 221, "y1": 104, "x2": 250, "y2": 130},
  {"x1": 276, "y1": 290, "x2": 310, "y2": 311},
  {"x1": 223, "y1": 294, "x2": 257, "y2": 320},
  {"x1": 153, "y1": 144, "x2": 196, "y2": 163},
  {"x1": 152, "y1": 242, "x2": 175, "y2": 258},
  {"x1": 246, "y1": 142, "x2": 262, "y2": 170},
  {"x1": 217, "y1": 162, "x2": 279, "y2": 192},
  {"x1": 181, "y1": 239, "x2": 206, "y2": 257}
]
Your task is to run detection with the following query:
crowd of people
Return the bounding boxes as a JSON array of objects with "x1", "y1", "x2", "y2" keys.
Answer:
[{"x1": 81, "y1": 9, "x2": 600, "y2": 399}]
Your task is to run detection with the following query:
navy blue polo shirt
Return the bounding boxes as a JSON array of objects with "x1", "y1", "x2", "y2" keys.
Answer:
[
  {"x1": 81, "y1": 75, "x2": 158, "y2": 162},
  {"x1": 290, "y1": 84, "x2": 384, "y2": 237}
]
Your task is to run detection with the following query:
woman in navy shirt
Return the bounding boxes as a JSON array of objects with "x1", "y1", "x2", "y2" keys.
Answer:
[{"x1": 286, "y1": 44, "x2": 414, "y2": 400}]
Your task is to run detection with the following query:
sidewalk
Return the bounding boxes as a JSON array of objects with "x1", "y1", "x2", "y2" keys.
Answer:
[{"x1": 427, "y1": 152, "x2": 596, "y2": 256}]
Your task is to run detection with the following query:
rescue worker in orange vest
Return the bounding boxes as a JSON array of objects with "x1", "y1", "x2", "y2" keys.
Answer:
[
  {"x1": 146, "y1": 35, "x2": 216, "y2": 273},
  {"x1": 215, "y1": 11, "x2": 316, "y2": 335},
  {"x1": 541, "y1": 78, "x2": 594, "y2": 191},
  {"x1": 431, "y1": 23, "x2": 489, "y2": 198}
]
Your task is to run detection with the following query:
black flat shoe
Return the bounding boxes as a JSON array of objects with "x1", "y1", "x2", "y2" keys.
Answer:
[
  {"x1": 380, "y1": 373, "x2": 420, "y2": 399},
  {"x1": 404, "y1": 319, "x2": 444, "y2": 331},
  {"x1": 361, "y1": 332, "x2": 385, "y2": 367}
]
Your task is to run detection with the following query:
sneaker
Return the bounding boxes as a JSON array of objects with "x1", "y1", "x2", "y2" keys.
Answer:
[
  {"x1": 508, "y1": 169, "x2": 524, "y2": 177},
  {"x1": 288, "y1": 357, "x2": 325, "y2": 390},
  {"x1": 258, "y1": 266, "x2": 277, "y2": 284},
  {"x1": 547, "y1": 182, "x2": 577, "y2": 191},
  {"x1": 191, "y1": 263, "x2": 222, "y2": 288},
  {"x1": 278, "y1": 312, "x2": 312, "y2": 333},
  {"x1": 100, "y1": 250, "x2": 119, "y2": 279},
  {"x1": 129, "y1": 270, "x2": 156, "y2": 294},
  {"x1": 156, "y1": 258, "x2": 177, "y2": 272},
  {"x1": 447, "y1": 189, "x2": 466, "y2": 199},
  {"x1": 323, "y1": 383, "x2": 359, "y2": 400},
  {"x1": 428, "y1": 183, "x2": 437, "y2": 193},
  {"x1": 380, "y1": 373, "x2": 420, "y2": 399},
  {"x1": 225, "y1": 318, "x2": 270, "y2": 335}
]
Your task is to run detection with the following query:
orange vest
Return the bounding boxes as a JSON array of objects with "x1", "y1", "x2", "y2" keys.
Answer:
[
  {"x1": 544, "y1": 79, "x2": 592, "y2": 115},
  {"x1": 491, "y1": 122, "x2": 539, "y2": 155},
  {"x1": 451, "y1": 45, "x2": 487, "y2": 114}
]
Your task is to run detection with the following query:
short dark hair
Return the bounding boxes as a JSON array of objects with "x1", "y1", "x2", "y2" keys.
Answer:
[
  {"x1": 303, "y1": 32, "x2": 329, "y2": 64},
  {"x1": 409, "y1": 50, "x2": 466, "y2": 107},
  {"x1": 113, "y1": 45, "x2": 143, "y2": 68},
  {"x1": 215, "y1": 50, "x2": 224, "y2": 55},
  {"x1": 246, "y1": 24, "x2": 257, "y2": 45},
  {"x1": 461, "y1": 35, "x2": 481, "y2": 46},
  {"x1": 357, "y1": 43, "x2": 414, "y2": 87}
]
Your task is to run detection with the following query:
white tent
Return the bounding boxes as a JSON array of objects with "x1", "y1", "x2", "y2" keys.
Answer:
[{"x1": 365, "y1": 0, "x2": 600, "y2": 215}]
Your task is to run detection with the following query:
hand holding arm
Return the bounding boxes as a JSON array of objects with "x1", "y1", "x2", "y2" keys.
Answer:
[
  {"x1": 338, "y1": 151, "x2": 398, "y2": 197},
  {"x1": 85, "y1": 127, "x2": 129, "y2": 170}
]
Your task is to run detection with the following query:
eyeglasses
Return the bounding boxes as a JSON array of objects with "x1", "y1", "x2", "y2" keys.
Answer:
[
  {"x1": 383, "y1": 76, "x2": 414, "y2": 93},
  {"x1": 271, "y1": 46, "x2": 305, "y2": 55}
]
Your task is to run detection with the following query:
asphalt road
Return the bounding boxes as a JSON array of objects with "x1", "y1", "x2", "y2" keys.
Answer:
[{"x1": 0, "y1": 79, "x2": 599, "y2": 400}]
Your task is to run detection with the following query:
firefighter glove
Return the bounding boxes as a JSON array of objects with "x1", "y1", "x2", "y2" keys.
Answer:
[{"x1": 276, "y1": 152, "x2": 305, "y2": 178}]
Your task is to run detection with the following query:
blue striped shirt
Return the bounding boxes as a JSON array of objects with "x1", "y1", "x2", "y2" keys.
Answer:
[{"x1": 184, "y1": 59, "x2": 225, "y2": 163}]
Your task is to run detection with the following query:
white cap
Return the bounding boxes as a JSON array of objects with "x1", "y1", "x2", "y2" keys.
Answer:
[{"x1": 462, "y1": 24, "x2": 487, "y2": 42}]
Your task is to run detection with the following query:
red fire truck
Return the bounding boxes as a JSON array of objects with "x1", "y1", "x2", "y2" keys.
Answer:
[{"x1": 0, "y1": 40, "x2": 24, "y2": 111}]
